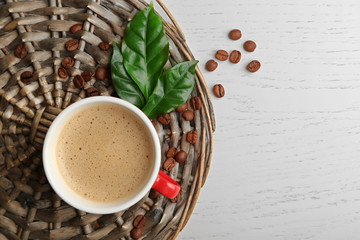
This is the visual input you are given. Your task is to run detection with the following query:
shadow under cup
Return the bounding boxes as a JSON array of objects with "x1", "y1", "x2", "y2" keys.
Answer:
[{"x1": 43, "y1": 96, "x2": 161, "y2": 214}]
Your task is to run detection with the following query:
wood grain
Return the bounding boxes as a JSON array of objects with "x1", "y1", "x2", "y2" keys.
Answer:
[{"x1": 161, "y1": 0, "x2": 360, "y2": 239}]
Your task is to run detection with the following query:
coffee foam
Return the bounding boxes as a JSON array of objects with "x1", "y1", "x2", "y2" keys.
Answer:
[{"x1": 56, "y1": 104, "x2": 154, "y2": 202}]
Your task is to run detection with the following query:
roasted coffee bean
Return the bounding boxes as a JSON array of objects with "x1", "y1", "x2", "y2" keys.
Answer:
[
  {"x1": 157, "y1": 113, "x2": 171, "y2": 125},
  {"x1": 81, "y1": 70, "x2": 93, "y2": 82},
  {"x1": 244, "y1": 40, "x2": 256, "y2": 52},
  {"x1": 186, "y1": 130, "x2": 198, "y2": 144},
  {"x1": 15, "y1": 44, "x2": 27, "y2": 59},
  {"x1": 190, "y1": 96, "x2": 201, "y2": 110},
  {"x1": 70, "y1": 24, "x2": 82, "y2": 34},
  {"x1": 133, "y1": 215, "x2": 146, "y2": 228},
  {"x1": 61, "y1": 57, "x2": 74, "y2": 69},
  {"x1": 176, "y1": 102, "x2": 188, "y2": 112},
  {"x1": 247, "y1": 60, "x2": 261, "y2": 72},
  {"x1": 166, "y1": 147, "x2": 177, "y2": 158},
  {"x1": 149, "y1": 189, "x2": 160, "y2": 199},
  {"x1": 86, "y1": 87, "x2": 99, "y2": 97},
  {"x1": 170, "y1": 192, "x2": 181, "y2": 203},
  {"x1": 73, "y1": 75, "x2": 85, "y2": 88},
  {"x1": 130, "y1": 228, "x2": 142, "y2": 240},
  {"x1": 215, "y1": 50, "x2": 228, "y2": 61},
  {"x1": 175, "y1": 150, "x2": 187, "y2": 163},
  {"x1": 21, "y1": 71, "x2": 33, "y2": 83},
  {"x1": 58, "y1": 68, "x2": 68, "y2": 78},
  {"x1": 205, "y1": 59, "x2": 218, "y2": 72},
  {"x1": 213, "y1": 84, "x2": 225, "y2": 98},
  {"x1": 65, "y1": 39, "x2": 79, "y2": 52},
  {"x1": 182, "y1": 110, "x2": 194, "y2": 121},
  {"x1": 95, "y1": 67, "x2": 106, "y2": 81},
  {"x1": 229, "y1": 50, "x2": 241, "y2": 63},
  {"x1": 99, "y1": 42, "x2": 110, "y2": 51},
  {"x1": 229, "y1": 29, "x2": 242, "y2": 40},
  {"x1": 163, "y1": 158, "x2": 176, "y2": 171}
]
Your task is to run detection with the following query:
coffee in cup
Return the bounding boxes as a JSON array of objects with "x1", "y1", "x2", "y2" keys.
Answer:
[
  {"x1": 56, "y1": 103, "x2": 154, "y2": 203},
  {"x1": 43, "y1": 96, "x2": 180, "y2": 214}
]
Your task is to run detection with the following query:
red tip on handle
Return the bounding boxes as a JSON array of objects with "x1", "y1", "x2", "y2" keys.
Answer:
[{"x1": 152, "y1": 170, "x2": 180, "y2": 199}]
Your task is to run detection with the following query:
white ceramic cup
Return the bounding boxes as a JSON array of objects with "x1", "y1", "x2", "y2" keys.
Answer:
[{"x1": 43, "y1": 96, "x2": 179, "y2": 214}]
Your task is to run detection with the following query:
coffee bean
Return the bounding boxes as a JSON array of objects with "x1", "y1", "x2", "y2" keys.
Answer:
[
  {"x1": 99, "y1": 42, "x2": 110, "y2": 51},
  {"x1": 95, "y1": 67, "x2": 106, "y2": 81},
  {"x1": 213, "y1": 84, "x2": 225, "y2": 98},
  {"x1": 247, "y1": 60, "x2": 261, "y2": 72},
  {"x1": 130, "y1": 228, "x2": 142, "y2": 240},
  {"x1": 244, "y1": 40, "x2": 256, "y2": 52},
  {"x1": 182, "y1": 110, "x2": 194, "y2": 121},
  {"x1": 190, "y1": 96, "x2": 201, "y2": 110},
  {"x1": 166, "y1": 147, "x2": 177, "y2": 158},
  {"x1": 186, "y1": 130, "x2": 198, "y2": 144},
  {"x1": 61, "y1": 57, "x2": 74, "y2": 69},
  {"x1": 70, "y1": 24, "x2": 82, "y2": 34},
  {"x1": 229, "y1": 29, "x2": 242, "y2": 40},
  {"x1": 133, "y1": 215, "x2": 146, "y2": 228},
  {"x1": 157, "y1": 113, "x2": 171, "y2": 125},
  {"x1": 81, "y1": 70, "x2": 93, "y2": 82},
  {"x1": 176, "y1": 102, "x2": 188, "y2": 112},
  {"x1": 86, "y1": 87, "x2": 99, "y2": 97},
  {"x1": 65, "y1": 39, "x2": 79, "y2": 52},
  {"x1": 149, "y1": 189, "x2": 159, "y2": 199},
  {"x1": 205, "y1": 59, "x2": 218, "y2": 72},
  {"x1": 215, "y1": 50, "x2": 228, "y2": 61},
  {"x1": 58, "y1": 68, "x2": 68, "y2": 78},
  {"x1": 15, "y1": 44, "x2": 27, "y2": 59},
  {"x1": 163, "y1": 158, "x2": 176, "y2": 171},
  {"x1": 229, "y1": 50, "x2": 241, "y2": 63},
  {"x1": 73, "y1": 75, "x2": 85, "y2": 88},
  {"x1": 21, "y1": 71, "x2": 33, "y2": 83},
  {"x1": 175, "y1": 150, "x2": 187, "y2": 163},
  {"x1": 170, "y1": 192, "x2": 181, "y2": 203}
]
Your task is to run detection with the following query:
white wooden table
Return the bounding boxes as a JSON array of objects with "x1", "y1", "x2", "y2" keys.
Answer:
[{"x1": 161, "y1": 0, "x2": 360, "y2": 239}]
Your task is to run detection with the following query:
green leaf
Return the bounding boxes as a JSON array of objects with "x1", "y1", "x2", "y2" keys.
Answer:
[
  {"x1": 111, "y1": 42, "x2": 146, "y2": 109},
  {"x1": 142, "y1": 60, "x2": 198, "y2": 119},
  {"x1": 121, "y1": 2, "x2": 169, "y2": 100}
]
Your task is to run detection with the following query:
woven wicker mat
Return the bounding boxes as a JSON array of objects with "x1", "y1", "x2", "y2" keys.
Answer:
[{"x1": 0, "y1": 0, "x2": 215, "y2": 239}]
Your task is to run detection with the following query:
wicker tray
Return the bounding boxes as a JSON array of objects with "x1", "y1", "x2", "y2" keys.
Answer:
[{"x1": 0, "y1": 0, "x2": 215, "y2": 239}]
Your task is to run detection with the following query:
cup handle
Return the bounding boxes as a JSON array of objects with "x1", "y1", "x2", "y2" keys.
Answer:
[{"x1": 151, "y1": 170, "x2": 180, "y2": 199}]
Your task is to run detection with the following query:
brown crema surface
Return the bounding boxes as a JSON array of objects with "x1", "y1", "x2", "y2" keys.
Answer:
[{"x1": 56, "y1": 104, "x2": 154, "y2": 202}]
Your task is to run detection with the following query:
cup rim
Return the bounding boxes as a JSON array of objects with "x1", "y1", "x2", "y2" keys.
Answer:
[{"x1": 42, "y1": 96, "x2": 161, "y2": 214}]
